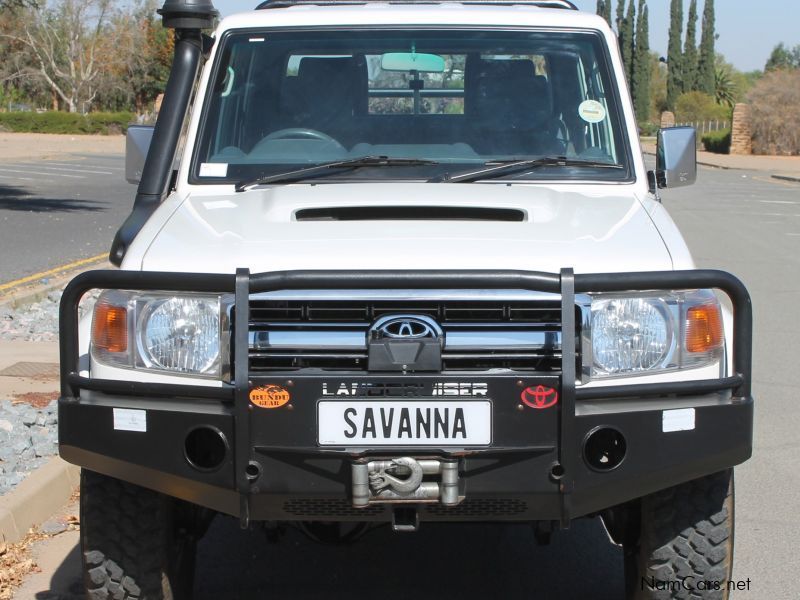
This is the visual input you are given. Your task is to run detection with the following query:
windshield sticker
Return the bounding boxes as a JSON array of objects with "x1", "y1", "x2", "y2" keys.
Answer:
[
  {"x1": 578, "y1": 100, "x2": 607, "y2": 124},
  {"x1": 199, "y1": 162, "x2": 228, "y2": 178}
]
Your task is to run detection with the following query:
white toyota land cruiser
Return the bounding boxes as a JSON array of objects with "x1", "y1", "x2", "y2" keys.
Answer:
[{"x1": 58, "y1": 1, "x2": 754, "y2": 598}]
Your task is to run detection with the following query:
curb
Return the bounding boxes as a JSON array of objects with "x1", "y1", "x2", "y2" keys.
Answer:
[
  {"x1": 772, "y1": 174, "x2": 800, "y2": 184},
  {"x1": 0, "y1": 457, "x2": 79, "y2": 543},
  {"x1": 0, "y1": 257, "x2": 110, "y2": 311}
]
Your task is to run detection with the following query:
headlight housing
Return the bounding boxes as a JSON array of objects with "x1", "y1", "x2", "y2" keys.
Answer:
[
  {"x1": 91, "y1": 291, "x2": 229, "y2": 379},
  {"x1": 588, "y1": 290, "x2": 724, "y2": 379}
]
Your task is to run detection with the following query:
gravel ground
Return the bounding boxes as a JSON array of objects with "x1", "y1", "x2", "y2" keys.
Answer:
[
  {"x1": 0, "y1": 290, "x2": 97, "y2": 342},
  {"x1": 0, "y1": 291, "x2": 62, "y2": 342},
  {"x1": 0, "y1": 399, "x2": 58, "y2": 494},
  {"x1": 0, "y1": 290, "x2": 96, "y2": 495}
]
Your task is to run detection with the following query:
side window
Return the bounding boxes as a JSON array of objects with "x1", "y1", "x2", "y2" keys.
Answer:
[{"x1": 575, "y1": 54, "x2": 617, "y2": 161}]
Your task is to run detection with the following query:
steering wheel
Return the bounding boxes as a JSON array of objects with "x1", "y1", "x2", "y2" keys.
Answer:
[{"x1": 263, "y1": 128, "x2": 342, "y2": 146}]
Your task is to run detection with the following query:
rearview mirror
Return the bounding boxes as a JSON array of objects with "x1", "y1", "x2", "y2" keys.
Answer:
[
  {"x1": 655, "y1": 127, "x2": 697, "y2": 189},
  {"x1": 381, "y1": 52, "x2": 445, "y2": 73},
  {"x1": 125, "y1": 125, "x2": 154, "y2": 185}
]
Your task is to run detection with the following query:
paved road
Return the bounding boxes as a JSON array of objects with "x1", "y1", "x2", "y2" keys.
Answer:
[
  {"x1": 14, "y1": 164, "x2": 800, "y2": 599},
  {"x1": 0, "y1": 154, "x2": 130, "y2": 283}
]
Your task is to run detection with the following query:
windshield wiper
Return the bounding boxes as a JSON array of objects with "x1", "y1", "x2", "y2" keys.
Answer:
[
  {"x1": 429, "y1": 157, "x2": 624, "y2": 183},
  {"x1": 235, "y1": 156, "x2": 439, "y2": 191}
]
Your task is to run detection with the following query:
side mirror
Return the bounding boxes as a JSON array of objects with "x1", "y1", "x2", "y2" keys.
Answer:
[
  {"x1": 654, "y1": 126, "x2": 697, "y2": 189},
  {"x1": 125, "y1": 125, "x2": 155, "y2": 185}
]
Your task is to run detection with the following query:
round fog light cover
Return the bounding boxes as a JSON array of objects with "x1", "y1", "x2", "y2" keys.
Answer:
[
  {"x1": 139, "y1": 297, "x2": 220, "y2": 374},
  {"x1": 592, "y1": 297, "x2": 671, "y2": 375}
]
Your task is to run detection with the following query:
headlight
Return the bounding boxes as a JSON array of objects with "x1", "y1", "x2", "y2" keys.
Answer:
[
  {"x1": 138, "y1": 297, "x2": 220, "y2": 374},
  {"x1": 91, "y1": 291, "x2": 227, "y2": 378},
  {"x1": 591, "y1": 297, "x2": 672, "y2": 375},
  {"x1": 589, "y1": 290, "x2": 723, "y2": 379}
]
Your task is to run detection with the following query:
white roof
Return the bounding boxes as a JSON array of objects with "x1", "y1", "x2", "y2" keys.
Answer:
[{"x1": 218, "y1": 3, "x2": 608, "y2": 33}]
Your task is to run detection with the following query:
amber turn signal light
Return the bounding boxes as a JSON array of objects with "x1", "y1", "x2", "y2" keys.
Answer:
[
  {"x1": 92, "y1": 304, "x2": 128, "y2": 353},
  {"x1": 685, "y1": 304, "x2": 723, "y2": 353}
]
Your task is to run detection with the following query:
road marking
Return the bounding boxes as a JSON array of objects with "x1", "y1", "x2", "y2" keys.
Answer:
[
  {"x1": 786, "y1": 233, "x2": 800, "y2": 237},
  {"x1": 37, "y1": 161, "x2": 124, "y2": 170},
  {"x1": 0, "y1": 167, "x2": 84, "y2": 179},
  {"x1": 760, "y1": 200, "x2": 799, "y2": 206},
  {"x1": 0, "y1": 173, "x2": 43, "y2": 182},
  {"x1": 0, "y1": 253, "x2": 107, "y2": 293},
  {"x1": 10, "y1": 165, "x2": 114, "y2": 175}
]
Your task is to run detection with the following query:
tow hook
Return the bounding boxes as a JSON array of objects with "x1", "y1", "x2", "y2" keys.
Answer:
[{"x1": 351, "y1": 457, "x2": 460, "y2": 508}]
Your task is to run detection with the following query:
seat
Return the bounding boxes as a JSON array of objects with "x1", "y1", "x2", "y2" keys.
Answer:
[
  {"x1": 279, "y1": 57, "x2": 361, "y2": 136},
  {"x1": 467, "y1": 58, "x2": 564, "y2": 156}
]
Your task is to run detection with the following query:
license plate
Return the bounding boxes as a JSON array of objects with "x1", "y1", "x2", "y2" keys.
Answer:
[{"x1": 318, "y1": 401, "x2": 492, "y2": 446}]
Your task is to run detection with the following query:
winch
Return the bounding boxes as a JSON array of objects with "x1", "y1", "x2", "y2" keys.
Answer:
[{"x1": 351, "y1": 457, "x2": 461, "y2": 507}]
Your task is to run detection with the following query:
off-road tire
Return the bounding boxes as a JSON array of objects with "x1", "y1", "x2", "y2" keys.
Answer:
[
  {"x1": 80, "y1": 469, "x2": 196, "y2": 600},
  {"x1": 626, "y1": 469, "x2": 734, "y2": 600}
]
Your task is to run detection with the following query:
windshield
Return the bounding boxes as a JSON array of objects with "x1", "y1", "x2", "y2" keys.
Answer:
[{"x1": 192, "y1": 28, "x2": 631, "y2": 184}]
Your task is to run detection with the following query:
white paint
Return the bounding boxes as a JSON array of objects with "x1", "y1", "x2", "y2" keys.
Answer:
[
  {"x1": 30, "y1": 165, "x2": 114, "y2": 175},
  {"x1": 139, "y1": 186, "x2": 676, "y2": 274},
  {"x1": 662, "y1": 408, "x2": 696, "y2": 433},
  {"x1": 199, "y1": 163, "x2": 228, "y2": 178},
  {"x1": 0, "y1": 167, "x2": 84, "y2": 179},
  {"x1": 761, "y1": 200, "x2": 799, "y2": 205},
  {"x1": 113, "y1": 408, "x2": 147, "y2": 432},
  {"x1": 203, "y1": 199, "x2": 238, "y2": 210}
]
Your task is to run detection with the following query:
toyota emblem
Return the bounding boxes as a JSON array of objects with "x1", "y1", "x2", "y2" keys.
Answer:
[{"x1": 370, "y1": 315, "x2": 442, "y2": 340}]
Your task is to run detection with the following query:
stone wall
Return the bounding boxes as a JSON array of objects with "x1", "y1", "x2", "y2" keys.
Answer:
[{"x1": 730, "y1": 103, "x2": 752, "y2": 155}]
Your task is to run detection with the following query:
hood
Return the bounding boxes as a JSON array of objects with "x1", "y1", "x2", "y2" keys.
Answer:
[{"x1": 139, "y1": 183, "x2": 673, "y2": 275}]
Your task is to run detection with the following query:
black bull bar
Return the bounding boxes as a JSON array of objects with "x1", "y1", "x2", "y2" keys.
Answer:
[{"x1": 59, "y1": 268, "x2": 753, "y2": 524}]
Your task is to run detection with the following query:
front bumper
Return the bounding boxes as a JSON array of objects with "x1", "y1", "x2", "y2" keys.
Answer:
[{"x1": 58, "y1": 268, "x2": 754, "y2": 524}]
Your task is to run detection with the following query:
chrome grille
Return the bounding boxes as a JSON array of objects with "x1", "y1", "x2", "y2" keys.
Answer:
[{"x1": 245, "y1": 293, "x2": 568, "y2": 373}]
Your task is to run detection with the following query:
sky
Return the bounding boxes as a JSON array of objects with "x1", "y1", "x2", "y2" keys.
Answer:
[{"x1": 218, "y1": 0, "x2": 799, "y2": 73}]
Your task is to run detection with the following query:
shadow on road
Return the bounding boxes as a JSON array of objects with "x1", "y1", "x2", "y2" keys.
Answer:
[
  {"x1": 24, "y1": 516, "x2": 624, "y2": 599},
  {"x1": 0, "y1": 185, "x2": 106, "y2": 213},
  {"x1": 195, "y1": 517, "x2": 624, "y2": 599}
]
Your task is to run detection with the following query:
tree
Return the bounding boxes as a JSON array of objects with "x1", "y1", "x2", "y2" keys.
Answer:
[
  {"x1": 765, "y1": 43, "x2": 800, "y2": 72},
  {"x1": 0, "y1": 0, "x2": 116, "y2": 113},
  {"x1": 666, "y1": 0, "x2": 683, "y2": 111},
  {"x1": 0, "y1": 0, "x2": 37, "y2": 10},
  {"x1": 747, "y1": 69, "x2": 800, "y2": 155},
  {"x1": 616, "y1": 0, "x2": 624, "y2": 33},
  {"x1": 94, "y1": 0, "x2": 173, "y2": 113},
  {"x1": 596, "y1": 0, "x2": 611, "y2": 25},
  {"x1": 714, "y1": 66, "x2": 735, "y2": 108},
  {"x1": 682, "y1": 0, "x2": 699, "y2": 92},
  {"x1": 632, "y1": 0, "x2": 650, "y2": 121},
  {"x1": 619, "y1": 1, "x2": 635, "y2": 83},
  {"x1": 697, "y1": 0, "x2": 716, "y2": 95}
]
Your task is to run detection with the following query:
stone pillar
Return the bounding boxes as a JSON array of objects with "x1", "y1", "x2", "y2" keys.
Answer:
[
  {"x1": 730, "y1": 103, "x2": 752, "y2": 155},
  {"x1": 660, "y1": 111, "x2": 676, "y2": 129},
  {"x1": 154, "y1": 93, "x2": 165, "y2": 117}
]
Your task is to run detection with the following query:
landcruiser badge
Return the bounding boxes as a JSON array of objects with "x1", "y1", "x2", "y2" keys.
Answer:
[
  {"x1": 250, "y1": 385, "x2": 291, "y2": 409},
  {"x1": 520, "y1": 385, "x2": 559, "y2": 409}
]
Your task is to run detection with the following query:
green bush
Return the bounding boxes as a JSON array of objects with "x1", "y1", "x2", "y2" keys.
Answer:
[
  {"x1": 702, "y1": 129, "x2": 732, "y2": 154},
  {"x1": 638, "y1": 121, "x2": 660, "y2": 137},
  {"x1": 0, "y1": 111, "x2": 134, "y2": 135},
  {"x1": 675, "y1": 91, "x2": 731, "y2": 123}
]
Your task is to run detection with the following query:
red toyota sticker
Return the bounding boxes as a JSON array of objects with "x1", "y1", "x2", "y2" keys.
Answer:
[{"x1": 520, "y1": 385, "x2": 559, "y2": 410}]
